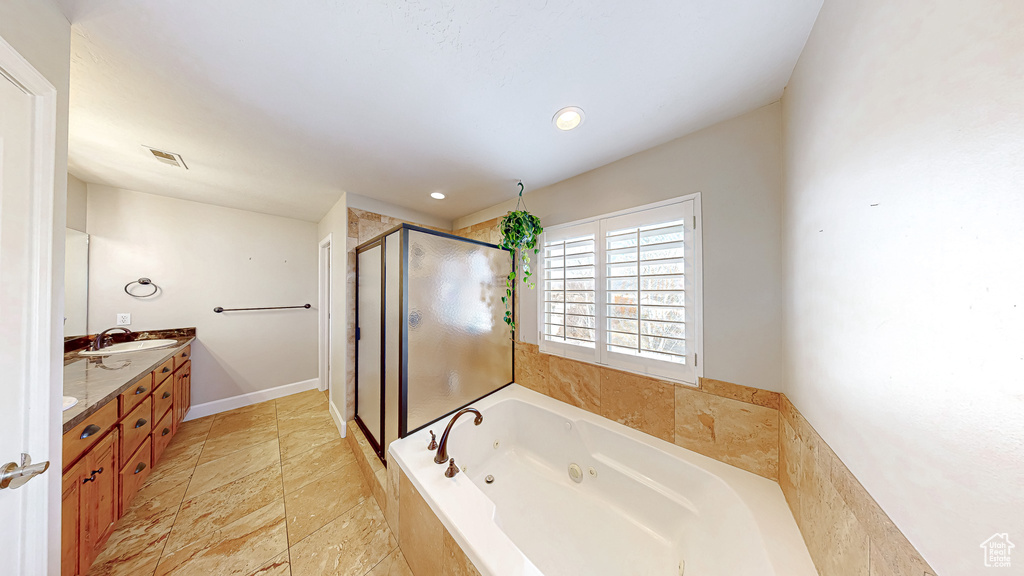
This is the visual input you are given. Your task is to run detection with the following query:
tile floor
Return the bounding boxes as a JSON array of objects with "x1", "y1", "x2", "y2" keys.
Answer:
[{"x1": 88, "y1": 389, "x2": 413, "y2": 576}]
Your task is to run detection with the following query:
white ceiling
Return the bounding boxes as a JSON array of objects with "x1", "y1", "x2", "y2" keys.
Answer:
[{"x1": 61, "y1": 0, "x2": 822, "y2": 223}]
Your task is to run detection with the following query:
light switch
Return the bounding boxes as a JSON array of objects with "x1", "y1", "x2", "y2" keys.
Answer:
[{"x1": 116, "y1": 313, "x2": 131, "y2": 326}]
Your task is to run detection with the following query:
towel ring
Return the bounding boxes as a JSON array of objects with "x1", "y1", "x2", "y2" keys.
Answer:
[{"x1": 124, "y1": 277, "x2": 159, "y2": 298}]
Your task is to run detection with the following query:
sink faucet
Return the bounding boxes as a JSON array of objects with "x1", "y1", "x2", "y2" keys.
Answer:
[
  {"x1": 434, "y1": 407, "x2": 483, "y2": 464},
  {"x1": 92, "y1": 327, "x2": 133, "y2": 351}
]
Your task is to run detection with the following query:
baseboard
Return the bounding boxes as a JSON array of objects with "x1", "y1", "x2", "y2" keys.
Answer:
[
  {"x1": 184, "y1": 378, "x2": 320, "y2": 421},
  {"x1": 328, "y1": 397, "x2": 347, "y2": 438}
]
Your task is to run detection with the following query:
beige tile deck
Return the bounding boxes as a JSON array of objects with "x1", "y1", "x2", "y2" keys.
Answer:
[{"x1": 88, "y1": 388, "x2": 412, "y2": 576}]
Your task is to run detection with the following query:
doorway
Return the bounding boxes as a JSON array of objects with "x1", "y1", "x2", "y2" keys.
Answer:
[
  {"x1": 0, "y1": 34, "x2": 60, "y2": 575},
  {"x1": 318, "y1": 235, "x2": 332, "y2": 396}
]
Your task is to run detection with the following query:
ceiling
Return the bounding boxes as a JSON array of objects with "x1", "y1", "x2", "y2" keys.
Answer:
[{"x1": 61, "y1": 0, "x2": 822, "y2": 223}]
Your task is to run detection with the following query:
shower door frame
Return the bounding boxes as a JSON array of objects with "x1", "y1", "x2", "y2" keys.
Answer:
[{"x1": 355, "y1": 223, "x2": 517, "y2": 463}]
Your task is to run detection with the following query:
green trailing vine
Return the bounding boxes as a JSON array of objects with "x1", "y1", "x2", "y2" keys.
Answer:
[{"x1": 498, "y1": 182, "x2": 543, "y2": 332}]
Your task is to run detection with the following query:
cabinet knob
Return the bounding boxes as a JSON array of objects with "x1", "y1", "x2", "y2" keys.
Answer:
[
  {"x1": 161, "y1": 367, "x2": 170, "y2": 373},
  {"x1": 134, "y1": 462, "x2": 146, "y2": 474},
  {"x1": 162, "y1": 428, "x2": 171, "y2": 437},
  {"x1": 80, "y1": 424, "x2": 101, "y2": 439},
  {"x1": 135, "y1": 418, "x2": 148, "y2": 429},
  {"x1": 162, "y1": 391, "x2": 171, "y2": 399},
  {"x1": 135, "y1": 385, "x2": 147, "y2": 395}
]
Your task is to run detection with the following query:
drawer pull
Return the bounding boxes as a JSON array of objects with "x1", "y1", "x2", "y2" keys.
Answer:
[
  {"x1": 162, "y1": 428, "x2": 171, "y2": 437},
  {"x1": 82, "y1": 468, "x2": 103, "y2": 483},
  {"x1": 161, "y1": 367, "x2": 170, "y2": 373},
  {"x1": 182, "y1": 353, "x2": 189, "y2": 358},
  {"x1": 134, "y1": 462, "x2": 146, "y2": 474},
  {"x1": 80, "y1": 424, "x2": 101, "y2": 439},
  {"x1": 184, "y1": 373, "x2": 190, "y2": 378},
  {"x1": 162, "y1": 391, "x2": 171, "y2": 399},
  {"x1": 135, "y1": 418, "x2": 148, "y2": 429}
]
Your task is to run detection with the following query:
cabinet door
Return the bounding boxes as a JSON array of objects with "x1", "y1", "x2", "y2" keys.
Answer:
[
  {"x1": 80, "y1": 428, "x2": 119, "y2": 571},
  {"x1": 61, "y1": 461, "x2": 84, "y2": 576},
  {"x1": 182, "y1": 364, "x2": 191, "y2": 418}
]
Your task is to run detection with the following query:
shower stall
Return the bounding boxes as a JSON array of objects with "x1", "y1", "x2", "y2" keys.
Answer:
[{"x1": 355, "y1": 224, "x2": 513, "y2": 461}]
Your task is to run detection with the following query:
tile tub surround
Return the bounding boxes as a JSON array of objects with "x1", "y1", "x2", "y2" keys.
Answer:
[
  {"x1": 87, "y1": 388, "x2": 417, "y2": 576},
  {"x1": 62, "y1": 336, "x2": 195, "y2": 433},
  {"x1": 514, "y1": 341, "x2": 780, "y2": 480},
  {"x1": 515, "y1": 341, "x2": 935, "y2": 576}
]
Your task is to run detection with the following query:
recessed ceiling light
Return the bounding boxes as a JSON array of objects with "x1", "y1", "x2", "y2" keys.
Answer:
[
  {"x1": 553, "y1": 106, "x2": 585, "y2": 131},
  {"x1": 431, "y1": 192, "x2": 446, "y2": 200}
]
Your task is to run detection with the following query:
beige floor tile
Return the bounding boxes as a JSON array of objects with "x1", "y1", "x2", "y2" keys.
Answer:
[
  {"x1": 276, "y1": 390, "x2": 328, "y2": 417},
  {"x1": 281, "y1": 438, "x2": 357, "y2": 494},
  {"x1": 156, "y1": 436, "x2": 206, "y2": 473},
  {"x1": 277, "y1": 409, "x2": 335, "y2": 437},
  {"x1": 366, "y1": 548, "x2": 412, "y2": 576},
  {"x1": 199, "y1": 420, "x2": 279, "y2": 465},
  {"x1": 175, "y1": 416, "x2": 215, "y2": 445},
  {"x1": 186, "y1": 439, "x2": 281, "y2": 499},
  {"x1": 165, "y1": 464, "x2": 283, "y2": 553},
  {"x1": 155, "y1": 501, "x2": 287, "y2": 576},
  {"x1": 288, "y1": 499, "x2": 396, "y2": 576},
  {"x1": 209, "y1": 402, "x2": 278, "y2": 438},
  {"x1": 126, "y1": 465, "x2": 194, "y2": 522},
  {"x1": 279, "y1": 419, "x2": 342, "y2": 460},
  {"x1": 285, "y1": 462, "x2": 369, "y2": 544},
  {"x1": 88, "y1": 503, "x2": 178, "y2": 576},
  {"x1": 247, "y1": 551, "x2": 290, "y2": 576}
]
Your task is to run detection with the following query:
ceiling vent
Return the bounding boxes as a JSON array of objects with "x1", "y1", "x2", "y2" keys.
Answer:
[{"x1": 144, "y1": 146, "x2": 188, "y2": 169}]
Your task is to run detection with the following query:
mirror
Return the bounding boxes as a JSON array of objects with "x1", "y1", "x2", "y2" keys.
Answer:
[{"x1": 65, "y1": 228, "x2": 89, "y2": 337}]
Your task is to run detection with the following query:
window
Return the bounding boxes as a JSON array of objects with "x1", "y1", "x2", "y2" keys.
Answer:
[{"x1": 539, "y1": 194, "x2": 702, "y2": 385}]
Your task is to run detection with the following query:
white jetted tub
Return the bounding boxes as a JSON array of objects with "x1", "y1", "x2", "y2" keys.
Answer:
[{"x1": 390, "y1": 384, "x2": 816, "y2": 576}]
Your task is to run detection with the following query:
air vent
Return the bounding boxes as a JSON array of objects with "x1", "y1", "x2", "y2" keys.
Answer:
[{"x1": 143, "y1": 146, "x2": 188, "y2": 169}]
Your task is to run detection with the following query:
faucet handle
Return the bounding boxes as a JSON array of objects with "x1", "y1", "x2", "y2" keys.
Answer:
[
  {"x1": 427, "y1": 430, "x2": 437, "y2": 451},
  {"x1": 445, "y1": 458, "x2": 459, "y2": 478}
]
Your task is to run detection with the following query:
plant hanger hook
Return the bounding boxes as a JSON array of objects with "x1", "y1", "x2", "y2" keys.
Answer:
[{"x1": 515, "y1": 180, "x2": 527, "y2": 211}]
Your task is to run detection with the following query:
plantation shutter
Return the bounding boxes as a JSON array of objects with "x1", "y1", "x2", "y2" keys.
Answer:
[{"x1": 541, "y1": 222, "x2": 598, "y2": 358}]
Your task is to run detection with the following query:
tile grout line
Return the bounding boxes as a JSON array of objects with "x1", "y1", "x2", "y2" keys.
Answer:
[
  {"x1": 274, "y1": 399, "x2": 295, "y2": 576},
  {"x1": 151, "y1": 423, "x2": 212, "y2": 575}
]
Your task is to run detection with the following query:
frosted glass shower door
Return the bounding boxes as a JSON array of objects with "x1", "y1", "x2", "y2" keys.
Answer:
[
  {"x1": 405, "y1": 229, "x2": 513, "y2": 432},
  {"x1": 356, "y1": 244, "x2": 383, "y2": 449}
]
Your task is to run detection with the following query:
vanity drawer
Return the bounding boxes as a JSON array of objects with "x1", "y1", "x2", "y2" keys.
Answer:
[
  {"x1": 152, "y1": 408, "x2": 174, "y2": 464},
  {"x1": 119, "y1": 437, "x2": 151, "y2": 512},
  {"x1": 173, "y1": 345, "x2": 191, "y2": 371},
  {"x1": 62, "y1": 401, "x2": 117, "y2": 470},
  {"x1": 118, "y1": 374, "x2": 152, "y2": 417},
  {"x1": 152, "y1": 377, "x2": 173, "y2": 424},
  {"x1": 120, "y1": 397, "x2": 152, "y2": 463},
  {"x1": 154, "y1": 357, "x2": 175, "y2": 386}
]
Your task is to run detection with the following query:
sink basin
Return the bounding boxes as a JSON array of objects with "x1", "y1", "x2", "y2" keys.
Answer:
[{"x1": 79, "y1": 339, "x2": 178, "y2": 356}]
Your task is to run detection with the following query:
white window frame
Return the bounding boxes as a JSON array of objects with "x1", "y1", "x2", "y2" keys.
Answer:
[{"x1": 538, "y1": 193, "x2": 703, "y2": 386}]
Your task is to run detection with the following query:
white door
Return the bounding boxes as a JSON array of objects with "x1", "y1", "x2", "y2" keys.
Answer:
[
  {"x1": 319, "y1": 236, "x2": 332, "y2": 393},
  {"x1": 0, "y1": 35, "x2": 60, "y2": 575}
]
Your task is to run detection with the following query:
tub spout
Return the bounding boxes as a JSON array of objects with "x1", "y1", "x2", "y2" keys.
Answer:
[{"x1": 434, "y1": 408, "x2": 483, "y2": 464}]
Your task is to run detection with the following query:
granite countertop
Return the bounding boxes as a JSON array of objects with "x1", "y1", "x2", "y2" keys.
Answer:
[{"x1": 63, "y1": 333, "x2": 195, "y2": 434}]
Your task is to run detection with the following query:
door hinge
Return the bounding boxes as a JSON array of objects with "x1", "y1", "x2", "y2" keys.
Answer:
[
  {"x1": 693, "y1": 216, "x2": 697, "y2": 229},
  {"x1": 694, "y1": 353, "x2": 698, "y2": 367},
  {"x1": 356, "y1": 327, "x2": 360, "y2": 341}
]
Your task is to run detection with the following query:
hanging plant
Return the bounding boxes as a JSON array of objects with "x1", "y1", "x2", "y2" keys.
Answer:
[{"x1": 498, "y1": 182, "x2": 543, "y2": 332}]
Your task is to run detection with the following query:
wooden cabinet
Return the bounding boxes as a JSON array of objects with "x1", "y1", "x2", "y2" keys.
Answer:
[
  {"x1": 79, "y1": 428, "x2": 119, "y2": 571},
  {"x1": 62, "y1": 344, "x2": 193, "y2": 576},
  {"x1": 173, "y1": 360, "x2": 192, "y2": 427},
  {"x1": 61, "y1": 459, "x2": 84, "y2": 576}
]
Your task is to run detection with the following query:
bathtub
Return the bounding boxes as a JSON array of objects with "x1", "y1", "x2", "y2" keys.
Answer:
[{"x1": 390, "y1": 384, "x2": 816, "y2": 576}]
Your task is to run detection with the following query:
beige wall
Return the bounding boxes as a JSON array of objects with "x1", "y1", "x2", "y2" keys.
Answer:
[
  {"x1": 316, "y1": 193, "x2": 348, "y2": 427},
  {"x1": 67, "y1": 173, "x2": 88, "y2": 232},
  {"x1": 86, "y1": 184, "x2": 319, "y2": 406},
  {"x1": 455, "y1": 103, "x2": 785, "y2": 393},
  {"x1": 782, "y1": 0, "x2": 1024, "y2": 573}
]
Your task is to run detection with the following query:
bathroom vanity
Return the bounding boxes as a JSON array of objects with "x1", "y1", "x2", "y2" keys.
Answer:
[{"x1": 60, "y1": 332, "x2": 194, "y2": 576}]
